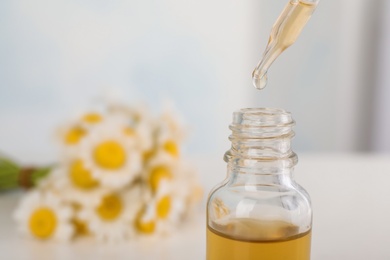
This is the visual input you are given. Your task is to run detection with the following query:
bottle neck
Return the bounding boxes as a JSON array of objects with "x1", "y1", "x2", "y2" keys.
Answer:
[{"x1": 225, "y1": 108, "x2": 297, "y2": 181}]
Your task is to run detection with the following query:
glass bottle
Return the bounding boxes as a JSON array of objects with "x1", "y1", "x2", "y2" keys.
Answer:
[{"x1": 206, "y1": 108, "x2": 312, "y2": 260}]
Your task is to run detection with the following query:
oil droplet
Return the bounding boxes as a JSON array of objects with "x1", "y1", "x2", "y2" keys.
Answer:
[{"x1": 252, "y1": 71, "x2": 268, "y2": 90}]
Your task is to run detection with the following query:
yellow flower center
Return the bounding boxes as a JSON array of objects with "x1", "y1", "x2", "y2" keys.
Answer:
[
  {"x1": 156, "y1": 195, "x2": 171, "y2": 219},
  {"x1": 149, "y1": 166, "x2": 172, "y2": 192},
  {"x1": 29, "y1": 207, "x2": 57, "y2": 239},
  {"x1": 69, "y1": 160, "x2": 98, "y2": 190},
  {"x1": 163, "y1": 140, "x2": 179, "y2": 157},
  {"x1": 135, "y1": 209, "x2": 155, "y2": 234},
  {"x1": 93, "y1": 141, "x2": 126, "y2": 170},
  {"x1": 82, "y1": 113, "x2": 102, "y2": 124},
  {"x1": 96, "y1": 194, "x2": 123, "y2": 221},
  {"x1": 123, "y1": 127, "x2": 135, "y2": 136},
  {"x1": 65, "y1": 127, "x2": 86, "y2": 145}
]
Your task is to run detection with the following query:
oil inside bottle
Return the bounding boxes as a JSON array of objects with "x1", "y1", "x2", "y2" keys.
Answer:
[
  {"x1": 252, "y1": 0, "x2": 318, "y2": 90},
  {"x1": 207, "y1": 218, "x2": 311, "y2": 260}
]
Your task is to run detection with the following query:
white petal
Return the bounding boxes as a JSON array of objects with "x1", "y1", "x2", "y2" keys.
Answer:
[
  {"x1": 57, "y1": 206, "x2": 73, "y2": 221},
  {"x1": 54, "y1": 223, "x2": 74, "y2": 241}
]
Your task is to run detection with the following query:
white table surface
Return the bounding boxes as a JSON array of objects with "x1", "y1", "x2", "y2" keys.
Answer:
[{"x1": 1, "y1": 154, "x2": 390, "y2": 260}]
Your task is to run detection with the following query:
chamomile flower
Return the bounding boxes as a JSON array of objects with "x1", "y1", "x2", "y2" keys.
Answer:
[
  {"x1": 80, "y1": 112, "x2": 104, "y2": 125},
  {"x1": 135, "y1": 180, "x2": 186, "y2": 235},
  {"x1": 79, "y1": 121, "x2": 143, "y2": 189},
  {"x1": 155, "y1": 106, "x2": 188, "y2": 158},
  {"x1": 143, "y1": 151, "x2": 180, "y2": 193},
  {"x1": 153, "y1": 164, "x2": 204, "y2": 233},
  {"x1": 78, "y1": 187, "x2": 145, "y2": 242},
  {"x1": 58, "y1": 112, "x2": 104, "y2": 145},
  {"x1": 107, "y1": 103, "x2": 154, "y2": 152},
  {"x1": 13, "y1": 191, "x2": 74, "y2": 241},
  {"x1": 56, "y1": 111, "x2": 106, "y2": 158},
  {"x1": 136, "y1": 153, "x2": 200, "y2": 235},
  {"x1": 156, "y1": 134, "x2": 181, "y2": 158},
  {"x1": 48, "y1": 161, "x2": 108, "y2": 207},
  {"x1": 59, "y1": 124, "x2": 88, "y2": 147},
  {"x1": 13, "y1": 101, "x2": 203, "y2": 243}
]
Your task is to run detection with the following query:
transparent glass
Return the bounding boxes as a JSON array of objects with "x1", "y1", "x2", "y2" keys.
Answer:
[
  {"x1": 206, "y1": 108, "x2": 312, "y2": 260},
  {"x1": 252, "y1": 0, "x2": 320, "y2": 90}
]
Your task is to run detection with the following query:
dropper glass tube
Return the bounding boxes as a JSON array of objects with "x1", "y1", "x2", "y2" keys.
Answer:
[{"x1": 252, "y1": 0, "x2": 320, "y2": 90}]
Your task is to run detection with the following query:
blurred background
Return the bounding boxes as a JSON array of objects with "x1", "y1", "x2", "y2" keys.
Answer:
[{"x1": 1, "y1": 0, "x2": 390, "y2": 164}]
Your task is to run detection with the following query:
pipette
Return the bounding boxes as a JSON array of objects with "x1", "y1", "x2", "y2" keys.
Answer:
[{"x1": 252, "y1": 0, "x2": 320, "y2": 90}]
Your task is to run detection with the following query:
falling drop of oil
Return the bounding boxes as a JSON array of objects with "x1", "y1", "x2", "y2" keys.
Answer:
[{"x1": 252, "y1": 71, "x2": 268, "y2": 90}]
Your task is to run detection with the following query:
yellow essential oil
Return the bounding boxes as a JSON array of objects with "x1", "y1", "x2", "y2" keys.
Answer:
[{"x1": 207, "y1": 218, "x2": 311, "y2": 260}]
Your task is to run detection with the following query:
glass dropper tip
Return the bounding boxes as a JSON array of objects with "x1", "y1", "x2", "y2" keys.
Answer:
[{"x1": 252, "y1": 70, "x2": 268, "y2": 90}]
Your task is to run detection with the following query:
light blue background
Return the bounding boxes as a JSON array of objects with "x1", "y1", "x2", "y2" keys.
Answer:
[{"x1": 0, "y1": 0, "x2": 389, "y2": 164}]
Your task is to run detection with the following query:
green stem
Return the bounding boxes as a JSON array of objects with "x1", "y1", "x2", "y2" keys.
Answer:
[{"x1": 0, "y1": 156, "x2": 52, "y2": 191}]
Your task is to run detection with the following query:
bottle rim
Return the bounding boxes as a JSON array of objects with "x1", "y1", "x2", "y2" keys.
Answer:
[{"x1": 232, "y1": 108, "x2": 294, "y2": 128}]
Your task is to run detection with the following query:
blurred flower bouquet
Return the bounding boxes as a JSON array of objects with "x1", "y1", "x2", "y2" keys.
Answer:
[{"x1": 10, "y1": 102, "x2": 202, "y2": 242}]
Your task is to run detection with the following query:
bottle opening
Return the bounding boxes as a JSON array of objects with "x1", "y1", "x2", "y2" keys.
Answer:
[
  {"x1": 226, "y1": 108, "x2": 297, "y2": 165},
  {"x1": 230, "y1": 108, "x2": 295, "y2": 140},
  {"x1": 232, "y1": 108, "x2": 294, "y2": 128}
]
